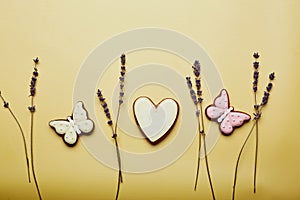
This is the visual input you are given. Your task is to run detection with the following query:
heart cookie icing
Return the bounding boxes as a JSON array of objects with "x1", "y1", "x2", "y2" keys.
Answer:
[{"x1": 133, "y1": 97, "x2": 179, "y2": 143}]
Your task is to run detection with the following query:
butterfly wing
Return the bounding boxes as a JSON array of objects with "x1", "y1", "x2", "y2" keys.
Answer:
[
  {"x1": 73, "y1": 101, "x2": 88, "y2": 122},
  {"x1": 220, "y1": 111, "x2": 251, "y2": 135},
  {"x1": 205, "y1": 89, "x2": 230, "y2": 120},
  {"x1": 206, "y1": 106, "x2": 227, "y2": 120},
  {"x1": 214, "y1": 89, "x2": 230, "y2": 109},
  {"x1": 49, "y1": 120, "x2": 79, "y2": 146},
  {"x1": 63, "y1": 126, "x2": 78, "y2": 146},
  {"x1": 72, "y1": 101, "x2": 94, "y2": 134},
  {"x1": 49, "y1": 120, "x2": 70, "y2": 135},
  {"x1": 76, "y1": 120, "x2": 94, "y2": 134}
]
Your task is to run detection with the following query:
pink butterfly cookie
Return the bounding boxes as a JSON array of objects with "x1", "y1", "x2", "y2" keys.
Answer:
[{"x1": 205, "y1": 89, "x2": 251, "y2": 135}]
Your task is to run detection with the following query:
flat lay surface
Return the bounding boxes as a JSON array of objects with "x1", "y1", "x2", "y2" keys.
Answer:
[{"x1": 0, "y1": 0, "x2": 299, "y2": 199}]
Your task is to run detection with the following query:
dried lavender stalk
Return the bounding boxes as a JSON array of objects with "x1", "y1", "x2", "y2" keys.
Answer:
[
  {"x1": 187, "y1": 60, "x2": 215, "y2": 200},
  {"x1": 96, "y1": 54, "x2": 126, "y2": 200},
  {"x1": 0, "y1": 91, "x2": 31, "y2": 182}
]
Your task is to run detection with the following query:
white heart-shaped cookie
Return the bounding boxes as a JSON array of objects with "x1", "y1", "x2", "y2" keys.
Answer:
[{"x1": 133, "y1": 97, "x2": 179, "y2": 143}]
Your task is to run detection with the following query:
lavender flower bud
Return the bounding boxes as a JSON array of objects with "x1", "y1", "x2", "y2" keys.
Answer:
[
  {"x1": 197, "y1": 90, "x2": 202, "y2": 96},
  {"x1": 104, "y1": 108, "x2": 109, "y2": 113},
  {"x1": 193, "y1": 60, "x2": 201, "y2": 77},
  {"x1": 112, "y1": 133, "x2": 117, "y2": 138},
  {"x1": 186, "y1": 77, "x2": 192, "y2": 89},
  {"x1": 33, "y1": 71, "x2": 39, "y2": 76},
  {"x1": 120, "y1": 84, "x2": 124, "y2": 89},
  {"x1": 120, "y1": 71, "x2": 125, "y2": 76},
  {"x1": 30, "y1": 87, "x2": 36, "y2": 96},
  {"x1": 190, "y1": 89, "x2": 195, "y2": 96},
  {"x1": 261, "y1": 92, "x2": 270, "y2": 105},
  {"x1": 3, "y1": 102, "x2": 9, "y2": 108},
  {"x1": 191, "y1": 94, "x2": 197, "y2": 105},
  {"x1": 29, "y1": 59, "x2": 39, "y2": 97},
  {"x1": 253, "y1": 80, "x2": 258, "y2": 85},
  {"x1": 266, "y1": 83, "x2": 273, "y2": 92},
  {"x1": 119, "y1": 77, "x2": 124, "y2": 82},
  {"x1": 264, "y1": 91, "x2": 270, "y2": 97},
  {"x1": 97, "y1": 89, "x2": 102, "y2": 97},
  {"x1": 106, "y1": 113, "x2": 111, "y2": 119},
  {"x1": 253, "y1": 61, "x2": 259, "y2": 69},
  {"x1": 107, "y1": 120, "x2": 113, "y2": 126},
  {"x1": 30, "y1": 81, "x2": 36, "y2": 88},
  {"x1": 119, "y1": 99, "x2": 123, "y2": 104},
  {"x1": 198, "y1": 97, "x2": 203, "y2": 103},
  {"x1": 28, "y1": 106, "x2": 35, "y2": 112},
  {"x1": 253, "y1": 86, "x2": 257, "y2": 92},
  {"x1": 253, "y1": 52, "x2": 259, "y2": 59},
  {"x1": 102, "y1": 103, "x2": 107, "y2": 108},
  {"x1": 196, "y1": 110, "x2": 200, "y2": 116},
  {"x1": 254, "y1": 104, "x2": 259, "y2": 110},
  {"x1": 194, "y1": 60, "x2": 200, "y2": 68},
  {"x1": 196, "y1": 80, "x2": 201, "y2": 89},
  {"x1": 121, "y1": 66, "x2": 126, "y2": 71},
  {"x1": 269, "y1": 72, "x2": 275, "y2": 80},
  {"x1": 119, "y1": 91, "x2": 124, "y2": 97},
  {"x1": 187, "y1": 82, "x2": 192, "y2": 89},
  {"x1": 194, "y1": 70, "x2": 200, "y2": 77},
  {"x1": 261, "y1": 96, "x2": 268, "y2": 105},
  {"x1": 33, "y1": 57, "x2": 39, "y2": 63},
  {"x1": 193, "y1": 60, "x2": 200, "y2": 71},
  {"x1": 253, "y1": 71, "x2": 259, "y2": 79},
  {"x1": 120, "y1": 54, "x2": 126, "y2": 65}
]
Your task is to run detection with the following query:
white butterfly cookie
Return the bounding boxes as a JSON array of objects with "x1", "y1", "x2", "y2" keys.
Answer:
[{"x1": 49, "y1": 101, "x2": 94, "y2": 146}]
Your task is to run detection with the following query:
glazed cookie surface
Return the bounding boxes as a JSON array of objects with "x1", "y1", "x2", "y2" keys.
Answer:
[
  {"x1": 205, "y1": 89, "x2": 250, "y2": 135},
  {"x1": 133, "y1": 96, "x2": 179, "y2": 143}
]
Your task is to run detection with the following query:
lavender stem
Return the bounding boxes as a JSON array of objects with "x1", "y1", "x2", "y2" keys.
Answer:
[
  {"x1": 194, "y1": 114, "x2": 202, "y2": 191},
  {"x1": 110, "y1": 126, "x2": 122, "y2": 200},
  {"x1": 30, "y1": 95, "x2": 42, "y2": 200},
  {"x1": 232, "y1": 121, "x2": 257, "y2": 200},
  {"x1": 200, "y1": 102, "x2": 215, "y2": 199},
  {"x1": 254, "y1": 120, "x2": 258, "y2": 193},
  {"x1": 0, "y1": 92, "x2": 31, "y2": 183}
]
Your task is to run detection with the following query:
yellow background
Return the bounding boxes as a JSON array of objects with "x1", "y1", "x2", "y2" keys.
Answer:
[{"x1": 0, "y1": 0, "x2": 299, "y2": 199}]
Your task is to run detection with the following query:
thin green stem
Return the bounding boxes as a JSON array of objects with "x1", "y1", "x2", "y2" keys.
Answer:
[
  {"x1": 199, "y1": 103, "x2": 215, "y2": 199},
  {"x1": 203, "y1": 133, "x2": 216, "y2": 200},
  {"x1": 199, "y1": 103, "x2": 205, "y2": 131},
  {"x1": 232, "y1": 121, "x2": 256, "y2": 200},
  {"x1": 0, "y1": 92, "x2": 31, "y2": 183},
  {"x1": 253, "y1": 92, "x2": 258, "y2": 193},
  {"x1": 114, "y1": 138, "x2": 122, "y2": 200},
  {"x1": 194, "y1": 117, "x2": 202, "y2": 191},
  {"x1": 114, "y1": 137, "x2": 123, "y2": 183},
  {"x1": 110, "y1": 125, "x2": 123, "y2": 200},
  {"x1": 114, "y1": 104, "x2": 123, "y2": 183},
  {"x1": 254, "y1": 120, "x2": 258, "y2": 193},
  {"x1": 30, "y1": 96, "x2": 42, "y2": 200},
  {"x1": 114, "y1": 105, "x2": 121, "y2": 136}
]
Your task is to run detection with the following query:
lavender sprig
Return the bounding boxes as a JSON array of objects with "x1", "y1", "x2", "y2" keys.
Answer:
[
  {"x1": 186, "y1": 60, "x2": 215, "y2": 199},
  {"x1": 232, "y1": 52, "x2": 276, "y2": 200},
  {"x1": 29, "y1": 57, "x2": 42, "y2": 200},
  {"x1": 0, "y1": 91, "x2": 31, "y2": 182},
  {"x1": 96, "y1": 54, "x2": 126, "y2": 200},
  {"x1": 115, "y1": 54, "x2": 126, "y2": 132}
]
